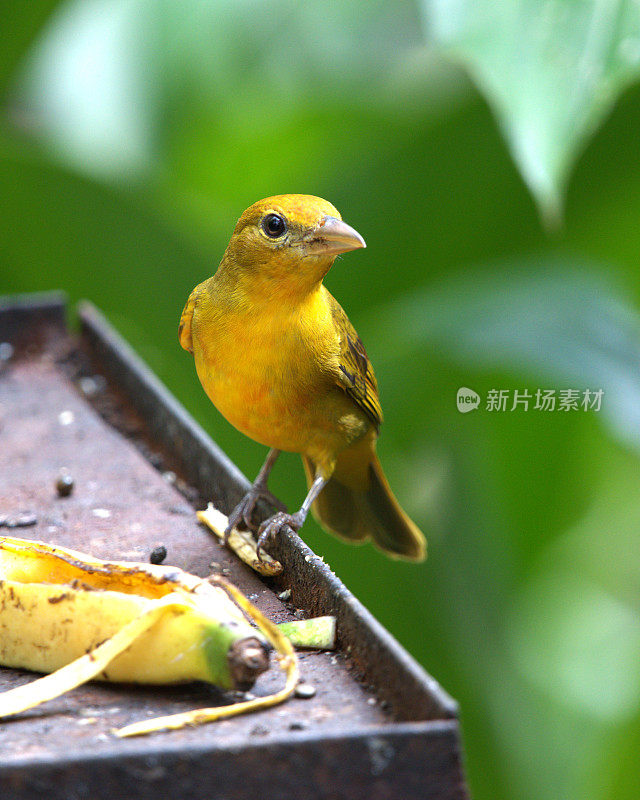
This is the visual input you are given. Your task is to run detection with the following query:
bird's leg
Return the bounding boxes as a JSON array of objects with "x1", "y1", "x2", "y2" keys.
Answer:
[
  {"x1": 224, "y1": 449, "x2": 287, "y2": 541},
  {"x1": 255, "y1": 474, "x2": 327, "y2": 561}
]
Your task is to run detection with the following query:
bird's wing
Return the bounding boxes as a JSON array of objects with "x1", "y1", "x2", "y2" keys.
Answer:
[
  {"x1": 178, "y1": 282, "x2": 204, "y2": 353},
  {"x1": 328, "y1": 293, "x2": 383, "y2": 430}
]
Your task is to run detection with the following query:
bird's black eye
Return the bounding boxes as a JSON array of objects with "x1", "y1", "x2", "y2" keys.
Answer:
[{"x1": 262, "y1": 213, "x2": 286, "y2": 238}]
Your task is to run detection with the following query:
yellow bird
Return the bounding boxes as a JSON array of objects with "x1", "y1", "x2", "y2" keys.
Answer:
[{"x1": 179, "y1": 195, "x2": 425, "y2": 561}]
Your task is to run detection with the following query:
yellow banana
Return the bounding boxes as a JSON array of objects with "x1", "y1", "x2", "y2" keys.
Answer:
[
  {"x1": 0, "y1": 535, "x2": 300, "y2": 733},
  {"x1": 0, "y1": 535, "x2": 268, "y2": 687}
]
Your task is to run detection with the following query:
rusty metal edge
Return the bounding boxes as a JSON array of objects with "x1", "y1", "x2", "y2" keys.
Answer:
[
  {"x1": 0, "y1": 290, "x2": 67, "y2": 344},
  {"x1": 0, "y1": 290, "x2": 67, "y2": 316},
  {"x1": 75, "y1": 299, "x2": 459, "y2": 724},
  {"x1": 1, "y1": 719, "x2": 469, "y2": 800}
]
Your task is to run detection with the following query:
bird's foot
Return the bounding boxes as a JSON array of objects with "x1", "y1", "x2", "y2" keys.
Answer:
[
  {"x1": 255, "y1": 510, "x2": 305, "y2": 562},
  {"x1": 224, "y1": 485, "x2": 287, "y2": 542}
]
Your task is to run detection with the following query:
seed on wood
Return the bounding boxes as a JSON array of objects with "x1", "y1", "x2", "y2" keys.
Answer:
[
  {"x1": 56, "y1": 471, "x2": 74, "y2": 497},
  {"x1": 0, "y1": 342, "x2": 14, "y2": 361},
  {"x1": 78, "y1": 375, "x2": 106, "y2": 396},
  {"x1": 149, "y1": 545, "x2": 167, "y2": 565},
  {"x1": 294, "y1": 682, "x2": 317, "y2": 699}
]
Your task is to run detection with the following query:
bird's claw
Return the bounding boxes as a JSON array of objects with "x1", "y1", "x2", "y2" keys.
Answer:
[
  {"x1": 255, "y1": 511, "x2": 304, "y2": 562},
  {"x1": 224, "y1": 486, "x2": 288, "y2": 542}
]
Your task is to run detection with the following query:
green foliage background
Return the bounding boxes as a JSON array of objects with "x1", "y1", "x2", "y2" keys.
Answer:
[{"x1": 2, "y1": 3, "x2": 640, "y2": 798}]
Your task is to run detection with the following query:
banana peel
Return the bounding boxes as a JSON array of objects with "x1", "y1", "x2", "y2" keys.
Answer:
[
  {"x1": 197, "y1": 503, "x2": 283, "y2": 576},
  {"x1": 0, "y1": 536, "x2": 298, "y2": 736}
]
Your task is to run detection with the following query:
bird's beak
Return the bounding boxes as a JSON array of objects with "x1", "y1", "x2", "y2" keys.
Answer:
[{"x1": 304, "y1": 216, "x2": 366, "y2": 256}]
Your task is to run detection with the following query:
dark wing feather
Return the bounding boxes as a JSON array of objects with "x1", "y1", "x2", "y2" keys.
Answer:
[{"x1": 328, "y1": 293, "x2": 383, "y2": 430}]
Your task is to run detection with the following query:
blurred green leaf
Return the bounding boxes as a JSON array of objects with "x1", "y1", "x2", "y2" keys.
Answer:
[
  {"x1": 422, "y1": 0, "x2": 640, "y2": 221},
  {"x1": 12, "y1": 0, "x2": 160, "y2": 179},
  {"x1": 500, "y1": 443, "x2": 640, "y2": 799},
  {"x1": 14, "y1": 0, "x2": 424, "y2": 181},
  {"x1": 377, "y1": 262, "x2": 640, "y2": 449},
  {"x1": 512, "y1": 570, "x2": 640, "y2": 720},
  {"x1": 0, "y1": 0, "x2": 62, "y2": 92}
]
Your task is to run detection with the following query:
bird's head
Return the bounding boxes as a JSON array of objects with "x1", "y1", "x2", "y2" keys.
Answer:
[{"x1": 221, "y1": 195, "x2": 366, "y2": 293}]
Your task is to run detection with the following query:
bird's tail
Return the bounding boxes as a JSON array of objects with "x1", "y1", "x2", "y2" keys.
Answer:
[{"x1": 302, "y1": 454, "x2": 426, "y2": 562}]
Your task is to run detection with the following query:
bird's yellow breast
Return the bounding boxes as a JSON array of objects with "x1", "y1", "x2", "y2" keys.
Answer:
[{"x1": 191, "y1": 283, "x2": 366, "y2": 464}]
